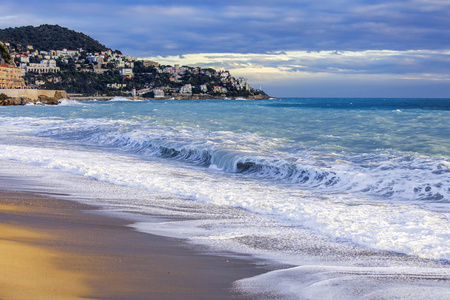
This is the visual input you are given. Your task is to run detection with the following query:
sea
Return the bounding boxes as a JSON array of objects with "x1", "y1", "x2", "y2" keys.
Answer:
[{"x1": 0, "y1": 97, "x2": 449, "y2": 299}]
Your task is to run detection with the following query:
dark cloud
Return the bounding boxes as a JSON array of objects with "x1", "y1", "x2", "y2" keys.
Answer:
[
  {"x1": 2, "y1": 0, "x2": 450, "y2": 97},
  {"x1": 2, "y1": 0, "x2": 450, "y2": 56}
]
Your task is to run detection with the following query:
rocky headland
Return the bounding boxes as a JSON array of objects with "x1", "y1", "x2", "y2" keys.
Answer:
[{"x1": 0, "y1": 25, "x2": 271, "y2": 103}]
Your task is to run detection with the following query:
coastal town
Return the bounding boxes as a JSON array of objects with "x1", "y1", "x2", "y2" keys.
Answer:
[{"x1": 0, "y1": 27, "x2": 269, "y2": 104}]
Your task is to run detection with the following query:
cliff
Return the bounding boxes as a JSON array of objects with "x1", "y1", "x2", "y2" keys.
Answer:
[{"x1": 0, "y1": 89, "x2": 67, "y2": 105}]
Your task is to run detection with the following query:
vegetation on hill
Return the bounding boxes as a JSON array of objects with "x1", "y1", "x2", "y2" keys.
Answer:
[
  {"x1": 0, "y1": 25, "x2": 109, "y2": 53},
  {"x1": 3, "y1": 25, "x2": 269, "y2": 99},
  {"x1": 0, "y1": 40, "x2": 11, "y2": 64},
  {"x1": 24, "y1": 60, "x2": 261, "y2": 98}
]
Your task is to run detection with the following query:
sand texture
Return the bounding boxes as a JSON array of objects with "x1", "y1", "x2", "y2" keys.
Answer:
[{"x1": 0, "y1": 190, "x2": 265, "y2": 299}]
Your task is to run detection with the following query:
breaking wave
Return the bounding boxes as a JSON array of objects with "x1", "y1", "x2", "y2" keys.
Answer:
[{"x1": 52, "y1": 123, "x2": 449, "y2": 204}]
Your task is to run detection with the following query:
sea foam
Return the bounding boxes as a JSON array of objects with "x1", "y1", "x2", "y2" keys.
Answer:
[{"x1": 0, "y1": 98, "x2": 449, "y2": 299}]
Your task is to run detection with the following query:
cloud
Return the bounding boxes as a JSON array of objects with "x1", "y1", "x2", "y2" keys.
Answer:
[
  {"x1": 2, "y1": 0, "x2": 450, "y2": 97},
  {"x1": 2, "y1": 0, "x2": 450, "y2": 56},
  {"x1": 143, "y1": 49, "x2": 450, "y2": 97},
  {"x1": 144, "y1": 50, "x2": 450, "y2": 77}
]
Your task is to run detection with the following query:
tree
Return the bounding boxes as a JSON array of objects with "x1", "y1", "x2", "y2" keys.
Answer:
[
  {"x1": 0, "y1": 40, "x2": 11, "y2": 64},
  {"x1": 0, "y1": 25, "x2": 109, "y2": 53}
]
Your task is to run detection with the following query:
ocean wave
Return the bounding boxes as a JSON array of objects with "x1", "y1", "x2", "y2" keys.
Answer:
[
  {"x1": 58, "y1": 99, "x2": 83, "y2": 106},
  {"x1": 109, "y1": 96, "x2": 140, "y2": 102},
  {"x1": 75, "y1": 127, "x2": 450, "y2": 204},
  {"x1": 1, "y1": 113, "x2": 449, "y2": 262},
  {"x1": 3, "y1": 115, "x2": 449, "y2": 204}
]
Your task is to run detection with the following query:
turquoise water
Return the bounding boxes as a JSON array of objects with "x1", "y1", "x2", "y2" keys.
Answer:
[
  {"x1": 5, "y1": 98, "x2": 449, "y2": 156},
  {"x1": 1, "y1": 97, "x2": 449, "y2": 202},
  {"x1": 0, "y1": 97, "x2": 449, "y2": 299}
]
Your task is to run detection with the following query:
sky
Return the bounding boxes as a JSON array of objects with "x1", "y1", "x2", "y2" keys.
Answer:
[{"x1": 1, "y1": 0, "x2": 450, "y2": 98}]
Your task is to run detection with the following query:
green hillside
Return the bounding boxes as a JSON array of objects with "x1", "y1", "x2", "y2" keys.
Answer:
[
  {"x1": 0, "y1": 40, "x2": 11, "y2": 64},
  {"x1": 0, "y1": 24, "x2": 109, "y2": 53}
]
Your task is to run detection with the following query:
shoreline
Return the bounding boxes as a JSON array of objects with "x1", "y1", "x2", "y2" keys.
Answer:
[
  {"x1": 0, "y1": 185, "x2": 269, "y2": 299},
  {"x1": 69, "y1": 95, "x2": 273, "y2": 101},
  {"x1": 1, "y1": 90, "x2": 274, "y2": 104}
]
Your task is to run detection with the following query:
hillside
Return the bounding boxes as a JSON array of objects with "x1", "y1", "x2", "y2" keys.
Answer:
[
  {"x1": 0, "y1": 40, "x2": 10, "y2": 64},
  {"x1": 0, "y1": 25, "x2": 109, "y2": 53},
  {"x1": 2, "y1": 25, "x2": 269, "y2": 99}
]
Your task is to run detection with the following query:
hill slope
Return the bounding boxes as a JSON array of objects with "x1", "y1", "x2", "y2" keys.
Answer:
[
  {"x1": 0, "y1": 24, "x2": 109, "y2": 53},
  {"x1": 0, "y1": 40, "x2": 11, "y2": 64}
]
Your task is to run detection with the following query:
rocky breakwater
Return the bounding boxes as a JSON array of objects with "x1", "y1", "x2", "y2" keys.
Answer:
[{"x1": 0, "y1": 89, "x2": 68, "y2": 105}]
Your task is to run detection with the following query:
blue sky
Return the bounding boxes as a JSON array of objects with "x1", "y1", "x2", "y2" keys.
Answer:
[{"x1": 1, "y1": 0, "x2": 450, "y2": 97}]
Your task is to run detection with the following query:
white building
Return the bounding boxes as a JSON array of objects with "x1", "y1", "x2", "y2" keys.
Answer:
[
  {"x1": 236, "y1": 77, "x2": 251, "y2": 90},
  {"x1": 213, "y1": 86, "x2": 228, "y2": 94},
  {"x1": 153, "y1": 89, "x2": 165, "y2": 98},
  {"x1": 179, "y1": 84, "x2": 192, "y2": 95},
  {"x1": 116, "y1": 61, "x2": 125, "y2": 68},
  {"x1": 25, "y1": 60, "x2": 60, "y2": 73},
  {"x1": 56, "y1": 49, "x2": 68, "y2": 57},
  {"x1": 66, "y1": 50, "x2": 80, "y2": 57},
  {"x1": 20, "y1": 55, "x2": 29, "y2": 63},
  {"x1": 87, "y1": 55, "x2": 104, "y2": 64},
  {"x1": 107, "y1": 83, "x2": 127, "y2": 89},
  {"x1": 120, "y1": 68, "x2": 133, "y2": 77},
  {"x1": 42, "y1": 59, "x2": 57, "y2": 68}
]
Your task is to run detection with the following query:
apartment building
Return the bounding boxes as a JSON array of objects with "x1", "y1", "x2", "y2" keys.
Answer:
[{"x1": 0, "y1": 64, "x2": 25, "y2": 88}]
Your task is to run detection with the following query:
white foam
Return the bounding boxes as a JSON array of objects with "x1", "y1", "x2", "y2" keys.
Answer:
[
  {"x1": 58, "y1": 98, "x2": 83, "y2": 106},
  {"x1": 235, "y1": 265, "x2": 450, "y2": 300},
  {"x1": 1, "y1": 149, "x2": 449, "y2": 300},
  {"x1": 0, "y1": 141, "x2": 449, "y2": 262},
  {"x1": 109, "y1": 96, "x2": 134, "y2": 101},
  {"x1": 0, "y1": 114, "x2": 449, "y2": 262},
  {"x1": 11, "y1": 114, "x2": 445, "y2": 207},
  {"x1": 1, "y1": 98, "x2": 449, "y2": 300}
]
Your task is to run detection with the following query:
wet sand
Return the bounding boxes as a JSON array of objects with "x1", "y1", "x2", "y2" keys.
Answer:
[{"x1": 0, "y1": 189, "x2": 266, "y2": 299}]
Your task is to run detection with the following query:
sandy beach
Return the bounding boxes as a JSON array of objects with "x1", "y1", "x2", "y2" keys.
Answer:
[{"x1": 0, "y1": 188, "x2": 266, "y2": 299}]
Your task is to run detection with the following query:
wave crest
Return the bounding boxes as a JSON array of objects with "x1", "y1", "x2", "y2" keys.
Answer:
[{"x1": 32, "y1": 120, "x2": 450, "y2": 204}]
